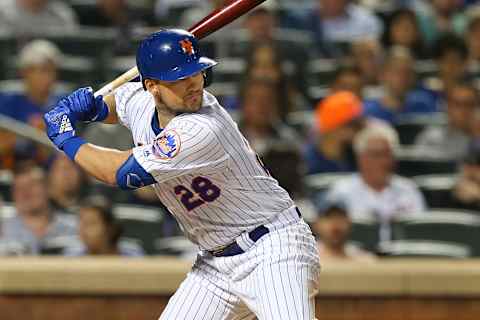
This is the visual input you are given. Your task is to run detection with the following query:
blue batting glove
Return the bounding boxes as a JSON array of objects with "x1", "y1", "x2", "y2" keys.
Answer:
[
  {"x1": 61, "y1": 87, "x2": 109, "y2": 122},
  {"x1": 44, "y1": 105, "x2": 86, "y2": 161}
]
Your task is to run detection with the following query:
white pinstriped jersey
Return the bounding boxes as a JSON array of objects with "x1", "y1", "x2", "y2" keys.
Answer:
[{"x1": 115, "y1": 82, "x2": 294, "y2": 250}]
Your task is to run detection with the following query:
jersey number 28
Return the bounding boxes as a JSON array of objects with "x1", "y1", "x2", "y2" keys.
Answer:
[{"x1": 174, "y1": 176, "x2": 221, "y2": 211}]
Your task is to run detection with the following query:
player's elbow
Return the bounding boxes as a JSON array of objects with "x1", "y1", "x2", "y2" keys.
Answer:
[
  {"x1": 104, "y1": 173, "x2": 118, "y2": 187},
  {"x1": 116, "y1": 154, "x2": 156, "y2": 190}
]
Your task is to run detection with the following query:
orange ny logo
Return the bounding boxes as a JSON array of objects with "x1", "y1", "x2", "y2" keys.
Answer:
[{"x1": 179, "y1": 39, "x2": 194, "y2": 55}]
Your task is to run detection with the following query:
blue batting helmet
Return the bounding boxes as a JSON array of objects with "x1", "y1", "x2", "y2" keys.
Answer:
[{"x1": 136, "y1": 29, "x2": 217, "y2": 87}]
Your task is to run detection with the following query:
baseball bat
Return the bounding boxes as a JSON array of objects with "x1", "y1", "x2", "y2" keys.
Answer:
[{"x1": 94, "y1": 0, "x2": 267, "y2": 98}]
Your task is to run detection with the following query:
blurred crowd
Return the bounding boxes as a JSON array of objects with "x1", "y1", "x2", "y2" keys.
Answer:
[{"x1": 0, "y1": 0, "x2": 480, "y2": 261}]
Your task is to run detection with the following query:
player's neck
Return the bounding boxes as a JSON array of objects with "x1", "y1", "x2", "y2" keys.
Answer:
[{"x1": 156, "y1": 105, "x2": 176, "y2": 128}]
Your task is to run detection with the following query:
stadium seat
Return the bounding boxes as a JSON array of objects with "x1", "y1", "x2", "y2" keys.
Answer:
[
  {"x1": 394, "y1": 113, "x2": 447, "y2": 145},
  {"x1": 307, "y1": 85, "x2": 329, "y2": 101},
  {"x1": 212, "y1": 58, "x2": 245, "y2": 83},
  {"x1": 0, "y1": 170, "x2": 13, "y2": 202},
  {"x1": 306, "y1": 59, "x2": 337, "y2": 87},
  {"x1": 378, "y1": 240, "x2": 471, "y2": 258},
  {"x1": 304, "y1": 172, "x2": 353, "y2": 196},
  {"x1": 113, "y1": 204, "x2": 166, "y2": 254},
  {"x1": 286, "y1": 110, "x2": 315, "y2": 137},
  {"x1": 413, "y1": 174, "x2": 458, "y2": 208},
  {"x1": 414, "y1": 60, "x2": 438, "y2": 80},
  {"x1": 154, "y1": 236, "x2": 197, "y2": 257},
  {"x1": 391, "y1": 210, "x2": 480, "y2": 256},
  {"x1": 349, "y1": 217, "x2": 380, "y2": 252},
  {"x1": 395, "y1": 146, "x2": 457, "y2": 177},
  {"x1": 0, "y1": 32, "x2": 16, "y2": 80}
]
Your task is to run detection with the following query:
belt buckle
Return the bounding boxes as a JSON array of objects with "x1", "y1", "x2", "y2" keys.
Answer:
[{"x1": 211, "y1": 244, "x2": 228, "y2": 256}]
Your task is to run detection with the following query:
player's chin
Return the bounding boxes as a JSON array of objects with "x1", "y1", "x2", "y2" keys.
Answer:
[{"x1": 183, "y1": 96, "x2": 203, "y2": 112}]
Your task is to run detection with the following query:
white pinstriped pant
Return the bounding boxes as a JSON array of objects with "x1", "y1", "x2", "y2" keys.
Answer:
[{"x1": 159, "y1": 214, "x2": 321, "y2": 319}]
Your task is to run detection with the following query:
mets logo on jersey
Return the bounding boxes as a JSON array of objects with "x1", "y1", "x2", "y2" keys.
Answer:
[
  {"x1": 179, "y1": 39, "x2": 195, "y2": 55},
  {"x1": 153, "y1": 130, "x2": 181, "y2": 159}
]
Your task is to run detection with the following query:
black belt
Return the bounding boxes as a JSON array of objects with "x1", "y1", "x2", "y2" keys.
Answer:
[{"x1": 209, "y1": 207, "x2": 302, "y2": 257}]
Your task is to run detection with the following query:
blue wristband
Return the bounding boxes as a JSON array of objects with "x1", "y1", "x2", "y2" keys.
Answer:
[{"x1": 62, "y1": 137, "x2": 87, "y2": 161}]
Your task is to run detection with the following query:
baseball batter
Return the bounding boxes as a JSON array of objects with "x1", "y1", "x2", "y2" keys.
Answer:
[{"x1": 44, "y1": 29, "x2": 320, "y2": 319}]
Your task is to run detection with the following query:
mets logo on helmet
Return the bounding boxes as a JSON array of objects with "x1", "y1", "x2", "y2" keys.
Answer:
[
  {"x1": 153, "y1": 130, "x2": 181, "y2": 159},
  {"x1": 179, "y1": 39, "x2": 195, "y2": 55}
]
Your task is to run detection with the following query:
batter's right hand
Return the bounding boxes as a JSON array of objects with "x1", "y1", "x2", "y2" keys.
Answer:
[{"x1": 60, "y1": 87, "x2": 109, "y2": 123}]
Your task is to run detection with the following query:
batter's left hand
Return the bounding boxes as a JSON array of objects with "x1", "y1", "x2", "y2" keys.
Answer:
[
  {"x1": 43, "y1": 104, "x2": 77, "y2": 150},
  {"x1": 60, "y1": 87, "x2": 109, "y2": 122}
]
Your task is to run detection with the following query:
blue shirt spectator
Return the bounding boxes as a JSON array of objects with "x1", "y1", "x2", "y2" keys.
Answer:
[
  {"x1": 363, "y1": 87, "x2": 440, "y2": 124},
  {"x1": 0, "y1": 210, "x2": 79, "y2": 255},
  {"x1": 0, "y1": 93, "x2": 59, "y2": 124},
  {"x1": 0, "y1": 40, "x2": 64, "y2": 125},
  {"x1": 0, "y1": 165, "x2": 80, "y2": 256},
  {"x1": 304, "y1": 92, "x2": 365, "y2": 174},
  {"x1": 304, "y1": 143, "x2": 355, "y2": 174},
  {"x1": 363, "y1": 47, "x2": 440, "y2": 124}
]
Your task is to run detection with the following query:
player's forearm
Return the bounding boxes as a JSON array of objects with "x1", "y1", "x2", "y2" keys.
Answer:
[
  {"x1": 102, "y1": 94, "x2": 119, "y2": 124},
  {"x1": 74, "y1": 143, "x2": 131, "y2": 185}
]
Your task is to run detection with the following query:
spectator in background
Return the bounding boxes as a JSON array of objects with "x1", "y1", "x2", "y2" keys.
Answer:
[
  {"x1": 48, "y1": 153, "x2": 88, "y2": 214},
  {"x1": 415, "y1": 82, "x2": 478, "y2": 161},
  {"x1": 363, "y1": 47, "x2": 439, "y2": 124},
  {"x1": 305, "y1": 0, "x2": 383, "y2": 57},
  {"x1": 304, "y1": 91, "x2": 364, "y2": 174},
  {"x1": 242, "y1": 43, "x2": 298, "y2": 118},
  {"x1": 330, "y1": 66, "x2": 364, "y2": 99},
  {"x1": 65, "y1": 195, "x2": 144, "y2": 256},
  {"x1": 382, "y1": 8, "x2": 429, "y2": 59},
  {"x1": 0, "y1": 40, "x2": 63, "y2": 169},
  {"x1": 449, "y1": 148, "x2": 480, "y2": 211},
  {"x1": 0, "y1": 40, "x2": 63, "y2": 124},
  {"x1": 238, "y1": 77, "x2": 305, "y2": 197},
  {"x1": 350, "y1": 38, "x2": 384, "y2": 88},
  {"x1": 228, "y1": 8, "x2": 310, "y2": 104},
  {"x1": 465, "y1": 12, "x2": 480, "y2": 73},
  {"x1": 327, "y1": 125, "x2": 426, "y2": 243},
  {"x1": 154, "y1": 0, "x2": 201, "y2": 24},
  {"x1": 76, "y1": 0, "x2": 148, "y2": 55},
  {"x1": 312, "y1": 199, "x2": 377, "y2": 262},
  {"x1": 426, "y1": 33, "x2": 470, "y2": 94},
  {"x1": 0, "y1": 164, "x2": 79, "y2": 255},
  {"x1": 416, "y1": 0, "x2": 467, "y2": 46},
  {"x1": 0, "y1": 0, "x2": 78, "y2": 36}
]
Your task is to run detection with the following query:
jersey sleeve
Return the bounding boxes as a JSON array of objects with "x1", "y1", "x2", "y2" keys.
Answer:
[
  {"x1": 113, "y1": 82, "x2": 143, "y2": 129},
  {"x1": 131, "y1": 119, "x2": 230, "y2": 183}
]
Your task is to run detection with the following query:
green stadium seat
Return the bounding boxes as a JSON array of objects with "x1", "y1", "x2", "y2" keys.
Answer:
[
  {"x1": 391, "y1": 210, "x2": 480, "y2": 256},
  {"x1": 395, "y1": 146, "x2": 457, "y2": 177},
  {"x1": 413, "y1": 174, "x2": 458, "y2": 208},
  {"x1": 113, "y1": 204, "x2": 166, "y2": 254},
  {"x1": 378, "y1": 240, "x2": 471, "y2": 258},
  {"x1": 394, "y1": 113, "x2": 447, "y2": 145},
  {"x1": 304, "y1": 172, "x2": 353, "y2": 196},
  {"x1": 349, "y1": 217, "x2": 380, "y2": 252}
]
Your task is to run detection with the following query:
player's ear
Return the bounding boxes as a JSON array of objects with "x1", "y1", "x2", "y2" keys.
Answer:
[
  {"x1": 145, "y1": 79, "x2": 158, "y2": 95},
  {"x1": 203, "y1": 69, "x2": 213, "y2": 87}
]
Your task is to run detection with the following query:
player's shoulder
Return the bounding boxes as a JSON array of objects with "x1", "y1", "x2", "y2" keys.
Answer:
[{"x1": 115, "y1": 82, "x2": 146, "y2": 101}]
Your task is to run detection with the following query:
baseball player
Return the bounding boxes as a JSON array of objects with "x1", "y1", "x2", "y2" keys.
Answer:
[{"x1": 43, "y1": 29, "x2": 320, "y2": 319}]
